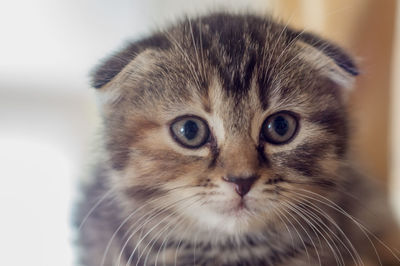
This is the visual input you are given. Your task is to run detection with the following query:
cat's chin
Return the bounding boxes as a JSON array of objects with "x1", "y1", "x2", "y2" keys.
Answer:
[{"x1": 190, "y1": 199, "x2": 267, "y2": 235}]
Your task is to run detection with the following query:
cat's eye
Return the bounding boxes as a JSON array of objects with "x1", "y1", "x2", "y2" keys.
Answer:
[
  {"x1": 261, "y1": 111, "x2": 298, "y2": 144},
  {"x1": 170, "y1": 116, "x2": 210, "y2": 148}
]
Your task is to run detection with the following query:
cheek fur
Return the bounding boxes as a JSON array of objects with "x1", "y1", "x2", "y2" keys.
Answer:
[{"x1": 118, "y1": 138, "x2": 215, "y2": 202}]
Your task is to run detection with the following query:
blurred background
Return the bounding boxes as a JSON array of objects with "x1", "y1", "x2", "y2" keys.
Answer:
[{"x1": 0, "y1": 0, "x2": 399, "y2": 265}]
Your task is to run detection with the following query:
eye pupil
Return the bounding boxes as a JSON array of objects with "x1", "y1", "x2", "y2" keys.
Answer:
[
  {"x1": 272, "y1": 116, "x2": 289, "y2": 136},
  {"x1": 261, "y1": 112, "x2": 298, "y2": 145},
  {"x1": 180, "y1": 120, "x2": 198, "y2": 140}
]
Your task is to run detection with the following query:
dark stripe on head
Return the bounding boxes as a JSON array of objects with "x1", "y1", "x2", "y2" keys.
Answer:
[
  {"x1": 200, "y1": 14, "x2": 264, "y2": 100},
  {"x1": 257, "y1": 71, "x2": 272, "y2": 110}
]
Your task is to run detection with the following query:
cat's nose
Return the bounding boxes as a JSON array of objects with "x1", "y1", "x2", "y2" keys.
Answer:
[{"x1": 222, "y1": 175, "x2": 258, "y2": 197}]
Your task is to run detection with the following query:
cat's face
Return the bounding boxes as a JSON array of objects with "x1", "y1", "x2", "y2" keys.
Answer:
[{"x1": 94, "y1": 14, "x2": 357, "y2": 235}]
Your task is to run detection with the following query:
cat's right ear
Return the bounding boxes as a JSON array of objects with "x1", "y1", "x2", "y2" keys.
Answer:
[
  {"x1": 291, "y1": 31, "x2": 359, "y2": 92},
  {"x1": 90, "y1": 33, "x2": 170, "y2": 89}
]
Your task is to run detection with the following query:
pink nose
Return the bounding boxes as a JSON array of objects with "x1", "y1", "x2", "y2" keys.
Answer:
[{"x1": 222, "y1": 175, "x2": 258, "y2": 197}]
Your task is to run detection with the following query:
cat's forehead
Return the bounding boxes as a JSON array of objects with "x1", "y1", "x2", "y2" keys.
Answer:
[
  {"x1": 112, "y1": 37, "x2": 320, "y2": 116},
  {"x1": 164, "y1": 17, "x2": 300, "y2": 101},
  {"x1": 97, "y1": 13, "x2": 357, "y2": 135}
]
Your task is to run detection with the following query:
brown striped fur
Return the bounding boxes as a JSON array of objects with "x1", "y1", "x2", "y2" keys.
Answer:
[{"x1": 75, "y1": 13, "x2": 400, "y2": 266}]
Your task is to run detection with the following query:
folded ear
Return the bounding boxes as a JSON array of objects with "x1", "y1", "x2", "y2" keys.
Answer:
[
  {"x1": 293, "y1": 32, "x2": 359, "y2": 89},
  {"x1": 91, "y1": 33, "x2": 170, "y2": 89}
]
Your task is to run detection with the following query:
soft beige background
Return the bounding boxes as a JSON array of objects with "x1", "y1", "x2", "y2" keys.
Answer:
[{"x1": 0, "y1": 1, "x2": 398, "y2": 265}]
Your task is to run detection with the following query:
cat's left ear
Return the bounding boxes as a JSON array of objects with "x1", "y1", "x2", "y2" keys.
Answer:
[
  {"x1": 90, "y1": 33, "x2": 171, "y2": 89},
  {"x1": 294, "y1": 32, "x2": 359, "y2": 90}
]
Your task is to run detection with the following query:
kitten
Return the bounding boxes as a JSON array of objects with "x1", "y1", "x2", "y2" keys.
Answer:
[{"x1": 75, "y1": 13, "x2": 400, "y2": 266}]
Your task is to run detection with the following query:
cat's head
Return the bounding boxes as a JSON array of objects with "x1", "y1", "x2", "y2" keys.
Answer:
[{"x1": 92, "y1": 13, "x2": 358, "y2": 235}]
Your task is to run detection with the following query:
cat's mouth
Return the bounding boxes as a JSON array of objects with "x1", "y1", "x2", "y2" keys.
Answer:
[{"x1": 221, "y1": 198, "x2": 252, "y2": 216}]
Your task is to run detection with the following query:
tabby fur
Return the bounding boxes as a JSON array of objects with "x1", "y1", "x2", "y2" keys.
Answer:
[{"x1": 75, "y1": 13, "x2": 400, "y2": 266}]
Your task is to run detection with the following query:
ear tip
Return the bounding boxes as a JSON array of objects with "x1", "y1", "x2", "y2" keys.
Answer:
[
  {"x1": 334, "y1": 50, "x2": 360, "y2": 76},
  {"x1": 325, "y1": 48, "x2": 360, "y2": 77},
  {"x1": 89, "y1": 46, "x2": 134, "y2": 89},
  {"x1": 338, "y1": 61, "x2": 359, "y2": 76},
  {"x1": 90, "y1": 67, "x2": 114, "y2": 89},
  {"x1": 92, "y1": 81, "x2": 105, "y2": 89},
  {"x1": 90, "y1": 72, "x2": 110, "y2": 89},
  {"x1": 295, "y1": 31, "x2": 359, "y2": 77},
  {"x1": 90, "y1": 70, "x2": 103, "y2": 89}
]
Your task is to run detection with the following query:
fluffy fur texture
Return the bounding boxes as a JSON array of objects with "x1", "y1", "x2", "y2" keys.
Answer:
[{"x1": 75, "y1": 13, "x2": 400, "y2": 266}]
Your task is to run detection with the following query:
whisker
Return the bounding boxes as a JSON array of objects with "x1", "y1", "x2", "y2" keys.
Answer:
[
  {"x1": 101, "y1": 195, "x2": 168, "y2": 266},
  {"x1": 174, "y1": 219, "x2": 196, "y2": 266},
  {"x1": 126, "y1": 195, "x2": 202, "y2": 266},
  {"x1": 279, "y1": 200, "x2": 324, "y2": 266},
  {"x1": 280, "y1": 201, "x2": 325, "y2": 265},
  {"x1": 78, "y1": 187, "x2": 115, "y2": 231},
  {"x1": 154, "y1": 215, "x2": 187, "y2": 266},
  {"x1": 192, "y1": 226, "x2": 201, "y2": 266},
  {"x1": 262, "y1": 11, "x2": 297, "y2": 89},
  {"x1": 293, "y1": 188, "x2": 382, "y2": 260},
  {"x1": 282, "y1": 199, "x2": 344, "y2": 266},
  {"x1": 274, "y1": 206, "x2": 311, "y2": 262},
  {"x1": 141, "y1": 214, "x2": 184, "y2": 266},
  {"x1": 117, "y1": 197, "x2": 181, "y2": 266},
  {"x1": 121, "y1": 196, "x2": 193, "y2": 266},
  {"x1": 121, "y1": 184, "x2": 195, "y2": 239},
  {"x1": 143, "y1": 197, "x2": 205, "y2": 266},
  {"x1": 103, "y1": 186, "x2": 197, "y2": 266},
  {"x1": 268, "y1": 206, "x2": 296, "y2": 249},
  {"x1": 286, "y1": 192, "x2": 364, "y2": 266},
  {"x1": 291, "y1": 188, "x2": 398, "y2": 265},
  {"x1": 188, "y1": 18, "x2": 204, "y2": 83},
  {"x1": 198, "y1": 17, "x2": 206, "y2": 82},
  {"x1": 115, "y1": 184, "x2": 197, "y2": 265},
  {"x1": 266, "y1": 28, "x2": 307, "y2": 91},
  {"x1": 164, "y1": 31, "x2": 202, "y2": 92}
]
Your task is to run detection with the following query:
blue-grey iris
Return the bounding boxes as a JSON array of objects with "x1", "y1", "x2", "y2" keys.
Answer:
[{"x1": 170, "y1": 116, "x2": 210, "y2": 148}]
